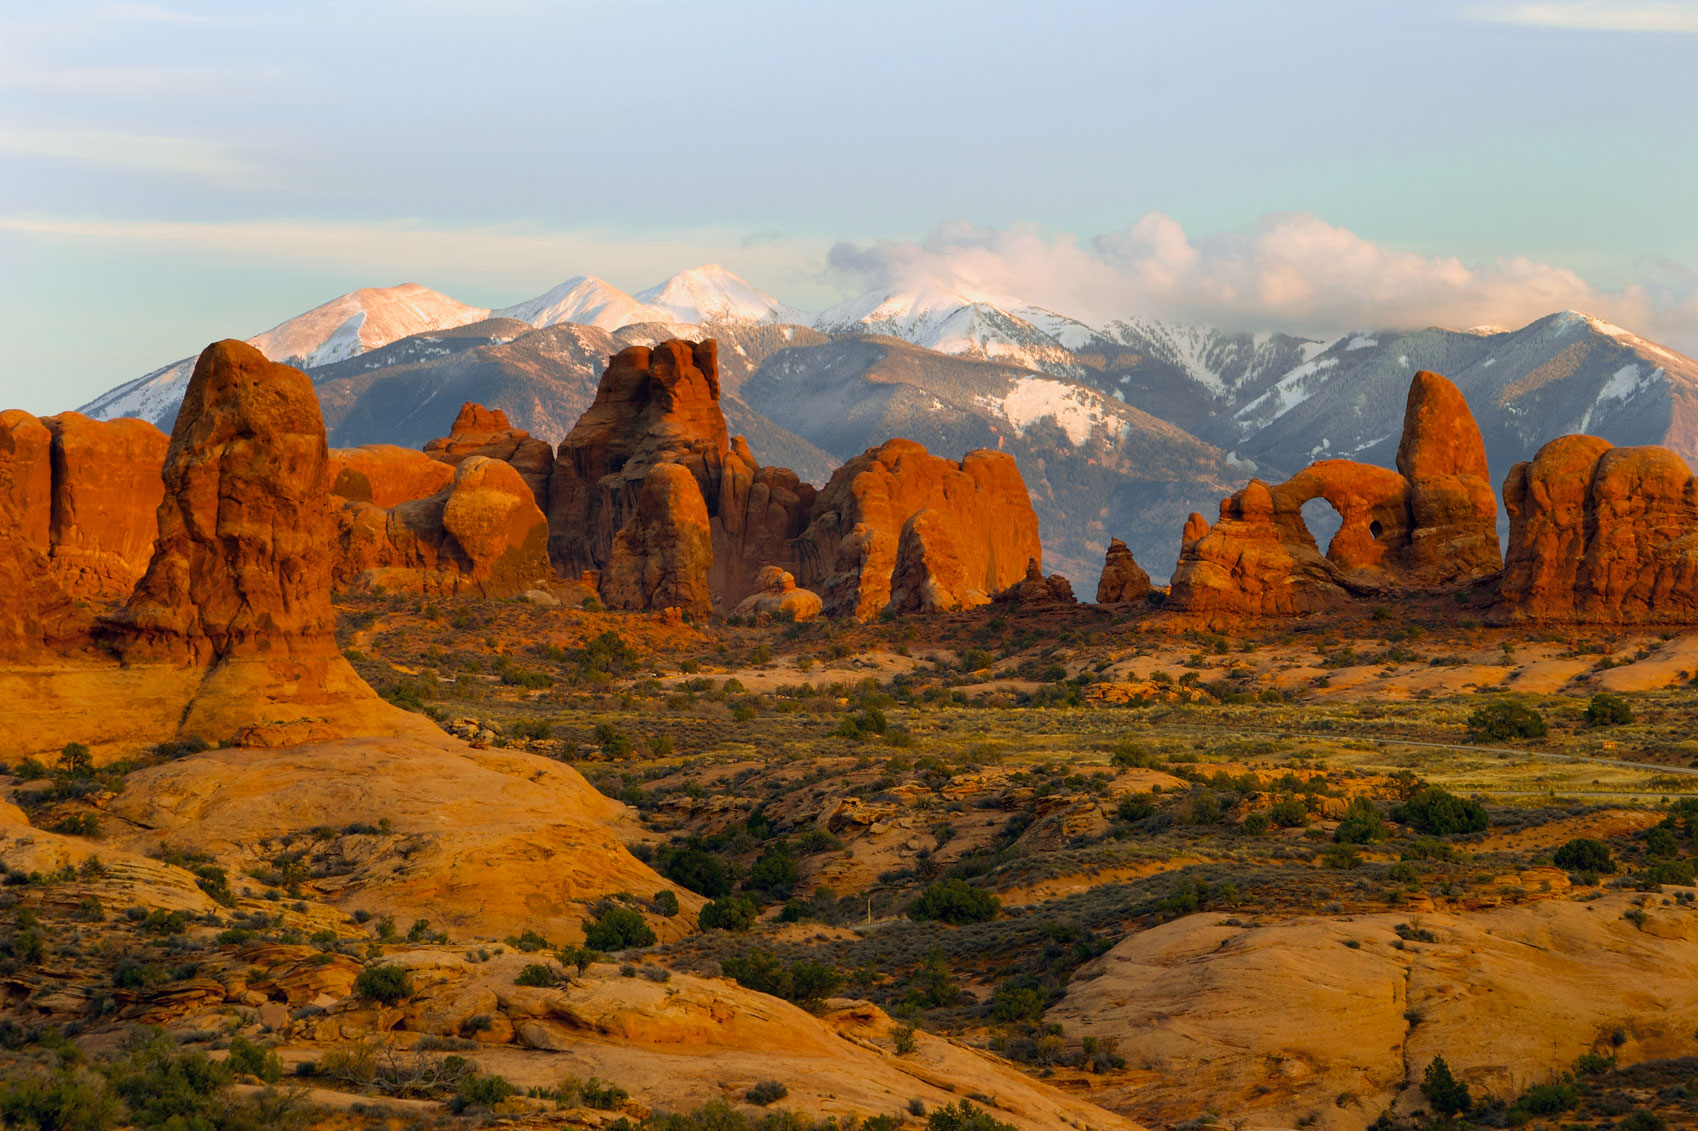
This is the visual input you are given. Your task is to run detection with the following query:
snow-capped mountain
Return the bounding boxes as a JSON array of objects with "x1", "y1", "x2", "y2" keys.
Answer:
[
  {"x1": 80, "y1": 283, "x2": 489, "y2": 424},
  {"x1": 635, "y1": 264, "x2": 810, "y2": 325},
  {"x1": 492, "y1": 275, "x2": 673, "y2": 331},
  {"x1": 812, "y1": 285, "x2": 1097, "y2": 375}
]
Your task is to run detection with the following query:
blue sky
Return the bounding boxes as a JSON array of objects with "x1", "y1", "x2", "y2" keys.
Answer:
[{"x1": 2, "y1": 0, "x2": 1696, "y2": 412}]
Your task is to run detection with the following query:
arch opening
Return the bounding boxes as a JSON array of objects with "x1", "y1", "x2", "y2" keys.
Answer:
[{"x1": 1300, "y1": 497, "x2": 1344, "y2": 555}]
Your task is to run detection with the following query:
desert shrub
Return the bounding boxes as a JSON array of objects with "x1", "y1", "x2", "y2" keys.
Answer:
[
  {"x1": 514, "y1": 963, "x2": 558, "y2": 987},
  {"x1": 1393, "y1": 786, "x2": 1488, "y2": 836},
  {"x1": 987, "y1": 976, "x2": 1049, "y2": 1022},
  {"x1": 745, "y1": 1079, "x2": 788, "y2": 1106},
  {"x1": 746, "y1": 842, "x2": 799, "y2": 900},
  {"x1": 1553, "y1": 838, "x2": 1615, "y2": 874},
  {"x1": 721, "y1": 950, "x2": 841, "y2": 1005},
  {"x1": 697, "y1": 896, "x2": 758, "y2": 933},
  {"x1": 1115, "y1": 793, "x2": 1156, "y2": 822},
  {"x1": 1585, "y1": 692, "x2": 1634, "y2": 727},
  {"x1": 506, "y1": 929, "x2": 549, "y2": 952},
  {"x1": 582, "y1": 906, "x2": 655, "y2": 951},
  {"x1": 1334, "y1": 797, "x2": 1388, "y2": 844},
  {"x1": 1514, "y1": 1080, "x2": 1578, "y2": 1116},
  {"x1": 928, "y1": 1099, "x2": 1017, "y2": 1130},
  {"x1": 1467, "y1": 701, "x2": 1547, "y2": 742},
  {"x1": 658, "y1": 845, "x2": 736, "y2": 898},
  {"x1": 226, "y1": 1035, "x2": 282, "y2": 1083},
  {"x1": 453, "y1": 1072, "x2": 515, "y2": 1112},
  {"x1": 908, "y1": 879, "x2": 1000, "y2": 925},
  {"x1": 1270, "y1": 798, "x2": 1310, "y2": 828},
  {"x1": 354, "y1": 964, "x2": 414, "y2": 1004},
  {"x1": 0, "y1": 1067, "x2": 123, "y2": 1130},
  {"x1": 1421, "y1": 1055, "x2": 1471, "y2": 1116},
  {"x1": 653, "y1": 889, "x2": 680, "y2": 917}
]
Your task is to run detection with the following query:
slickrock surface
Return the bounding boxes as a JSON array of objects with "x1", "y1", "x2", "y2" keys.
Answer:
[{"x1": 1055, "y1": 896, "x2": 1698, "y2": 1131}]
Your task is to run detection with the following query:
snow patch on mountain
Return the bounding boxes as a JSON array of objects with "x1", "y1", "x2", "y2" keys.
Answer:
[
  {"x1": 494, "y1": 275, "x2": 673, "y2": 330},
  {"x1": 636, "y1": 264, "x2": 810, "y2": 325},
  {"x1": 982, "y1": 376, "x2": 1115, "y2": 446}
]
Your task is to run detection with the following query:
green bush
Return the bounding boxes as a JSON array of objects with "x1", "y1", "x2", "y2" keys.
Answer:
[
  {"x1": 1514, "y1": 1080, "x2": 1578, "y2": 1116},
  {"x1": 225, "y1": 1036, "x2": 281, "y2": 1083},
  {"x1": 1333, "y1": 797, "x2": 1388, "y2": 844},
  {"x1": 697, "y1": 896, "x2": 758, "y2": 933},
  {"x1": 0, "y1": 1068, "x2": 122, "y2": 1130},
  {"x1": 1585, "y1": 692, "x2": 1634, "y2": 726},
  {"x1": 1393, "y1": 786, "x2": 1488, "y2": 836},
  {"x1": 582, "y1": 906, "x2": 655, "y2": 951},
  {"x1": 659, "y1": 846, "x2": 736, "y2": 898},
  {"x1": 1269, "y1": 798, "x2": 1310, "y2": 828},
  {"x1": 1467, "y1": 701, "x2": 1547, "y2": 742},
  {"x1": 928, "y1": 1099, "x2": 1018, "y2": 1130},
  {"x1": 908, "y1": 879, "x2": 1000, "y2": 925},
  {"x1": 1553, "y1": 838, "x2": 1615, "y2": 874},
  {"x1": 745, "y1": 1079, "x2": 788, "y2": 1106},
  {"x1": 454, "y1": 1071, "x2": 515, "y2": 1111},
  {"x1": 1420, "y1": 1055, "x2": 1472, "y2": 1117},
  {"x1": 653, "y1": 889, "x2": 680, "y2": 917},
  {"x1": 354, "y1": 964, "x2": 414, "y2": 1005},
  {"x1": 514, "y1": 963, "x2": 559, "y2": 987}
]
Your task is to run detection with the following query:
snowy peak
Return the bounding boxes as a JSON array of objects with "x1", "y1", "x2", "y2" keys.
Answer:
[
  {"x1": 812, "y1": 285, "x2": 1098, "y2": 375},
  {"x1": 493, "y1": 275, "x2": 673, "y2": 331},
  {"x1": 635, "y1": 264, "x2": 810, "y2": 325},
  {"x1": 249, "y1": 283, "x2": 489, "y2": 370}
]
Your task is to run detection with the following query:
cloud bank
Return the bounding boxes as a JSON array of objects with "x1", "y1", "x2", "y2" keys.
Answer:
[
  {"x1": 1463, "y1": 1, "x2": 1698, "y2": 33},
  {"x1": 826, "y1": 213, "x2": 1698, "y2": 353}
]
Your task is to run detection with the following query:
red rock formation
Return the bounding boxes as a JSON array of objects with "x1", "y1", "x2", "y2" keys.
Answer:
[
  {"x1": 731, "y1": 565, "x2": 822, "y2": 622},
  {"x1": 423, "y1": 403, "x2": 554, "y2": 511},
  {"x1": 1095, "y1": 538, "x2": 1152, "y2": 604},
  {"x1": 1169, "y1": 371, "x2": 1500, "y2": 615},
  {"x1": 39, "y1": 412, "x2": 169, "y2": 599},
  {"x1": 1497, "y1": 436, "x2": 1698, "y2": 623},
  {"x1": 600, "y1": 463, "x2": 714, "y2": 618},
  {"x1": 330, "y1": 444, "x2": 455, "y2": 508},
  {"x1": 0, "y1": 495, "x2": 86, "y2": 661},
  {"x1": 0, "y1": 410, "x2": 52, "y2": 550},
  {"x1": 335, "y1": 455, "x2": 553, "y2": 597},
  {"x1": 549, "y1": 340, "x2": 728, "y2": 577},
  {"x1": 793, "y1": 439, "x2": 1041, "y2": 620},
  {"x1": 887, "y1": 508, "x2": 992, "y2": 614},
  {"x1": 994, "y1": 557, "x2": 1078, "y2": 606},
  {"x1": 104, "y1": 340, "x2": 339, "y2": 663},
  {"x1": 715, "y1": 436, "x2": 817, "y2": 605}
]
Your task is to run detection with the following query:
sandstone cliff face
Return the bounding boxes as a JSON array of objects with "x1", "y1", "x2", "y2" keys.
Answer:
[
  {"x1": 1096, "y1": 537, "x2": 1152, "y2": 604},
  {"x1": 40, "y1": 412, "x2": 170, "y2": 598},
  {"x1": 715, "y1": 435, "x2": 817, "y2": 606},
  {"x1": 0, "y1": 409, "x2": 169, "y2": 601},
  {"x1": 600, "y1": 462, "x2": 714, "y2": 618},
  {"x1": 423, "y1": 402, "x2": 554, "y2": 511},
  {"x1": 0, "y1": 494, "x2": 86, "y2": 661},
  {"x1": 1169, "y1": 371, "x2": 1500, "y2": 615},
  {"x1": 793, "y1": 439, "x2": 1040, "y2": 620},
  {"x1": 1498, "y1": 435, "x2": 1698, "y2": 622},
  {"x1": 335, "y1": 455, "x2": 552, "y2": 598},
  {"x1": 731, "y1": 565, "x2": 822, "y2": 622}
]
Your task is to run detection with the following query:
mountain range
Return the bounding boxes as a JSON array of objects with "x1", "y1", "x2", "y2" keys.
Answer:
[{"x1": 78, "y1": 266, "x2": 1698, "y2": 583}]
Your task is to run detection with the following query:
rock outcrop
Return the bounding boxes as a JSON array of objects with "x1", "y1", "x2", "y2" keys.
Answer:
[
  {"x1": 1169, "y1": 371, "x2": 1500, "y2": 615},
  {"x1": 994, "y1": 556, "x2": 1078, "y2": 606},
  {"x1": 1497, "y1": 435, "x2": 1698, "y2": 622},
  {"x1": 1095, "y1": 537, "x2": 1151, "y2": 604},
  {"x1": 600, "y1": 463, "x2": 714, "y2": 618},
  {"x1": 330, "y1": 444, "x2": 455, "y2": 508},
  {"x1": 423, "y1": 402, "x2": 554, "y2": 511},
  {"x1": 1, "y1": 409, "x2": 169, "y2": 601},
  {"x1": 731, "y1": 565, "x2": 822, "y2": 621},
  {"x1": 0, "y1": 495, "x2": 85, "y2": 661},
  {"x1": 793, "y1": 439, "x2": 1040, "y2": 620},
  {"x1": 335, "y1": 455, "x2": 554, "y2": 597},
  {"x1": 548, "y1": 340, "x2": 816, "y2": 612},
  {"x1": 100, "y1": 339, "x2": 430, "y2": 743}
]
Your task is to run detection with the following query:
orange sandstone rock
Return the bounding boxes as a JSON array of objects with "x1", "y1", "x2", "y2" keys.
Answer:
[
  {"x1": 731, "y1": 565, "x2": 822, "y2": 621},
  {"x1": 330, "y1": 443, "x2": 455, "y2": 507},
  {"x1": 793, "y1": 439, "x2": 1040, "y2": 620},
  {"x1": 601, "y1": 462, "x2": 715, "y2": 618},
  {"x1": 1096, "y1": 537, "x2": 1152, "y2": 604},
  {"x1": 423, "y1": 402, "x2": 554, "y2": 511},
  {"x1": 994, "y1": 556, "x2": 1078, "y2": 606},
  {"x1": 39, "y1": 412, "x2": 169, "y2": 599}
]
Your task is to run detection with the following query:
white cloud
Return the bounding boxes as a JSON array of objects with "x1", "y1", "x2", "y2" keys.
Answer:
[
  {"x1": 0, "y1": 63, "x2": 287, "y2": 99},
  {"x1": 1463, "y1": 1, "x2": 1698, "y2": 32},
  {"x1": 0, "y1": 127, "x2": 255, "y2": 180},
  {"x1": 826, "y1": 212, "x2": 1698, "y2": 354}
]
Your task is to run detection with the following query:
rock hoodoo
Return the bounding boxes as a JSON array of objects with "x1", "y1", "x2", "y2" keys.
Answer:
[
  {"x1": 994, "y1": 556, "x2": 1078, "y2": 607},
  {"x1": 1095, "y1": 537, "x2": 1152, "y2": 604},
  {"x1": 100, "y1": 339, "x2": 428, "y2": 742},
  {"x1": 793, "y1": 438, "x2": 1041, "y2": 620},
  {"x1": 423, "y1": 402, "x2": 555, "y2": 511},
  {"x1": 731, "y1": 565, "x2": 822, "y2": 622},
  {"x1": 600, "y1": 462, "x2": 715, "y2": 618},
  {"x1": 105, "y1": 340, "x2": 338, "y2": 664},
  {"x1": 1169, "y1": 371, "x2": 1500, "y2": 615},
  {"x1": 1497, "y1": 435, "x2": 1698, "y2": 623}
]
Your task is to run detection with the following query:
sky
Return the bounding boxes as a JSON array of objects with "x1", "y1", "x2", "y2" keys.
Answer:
[{"x1": 1, "y1": 0, "x2": 1696, "y2": 413}]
